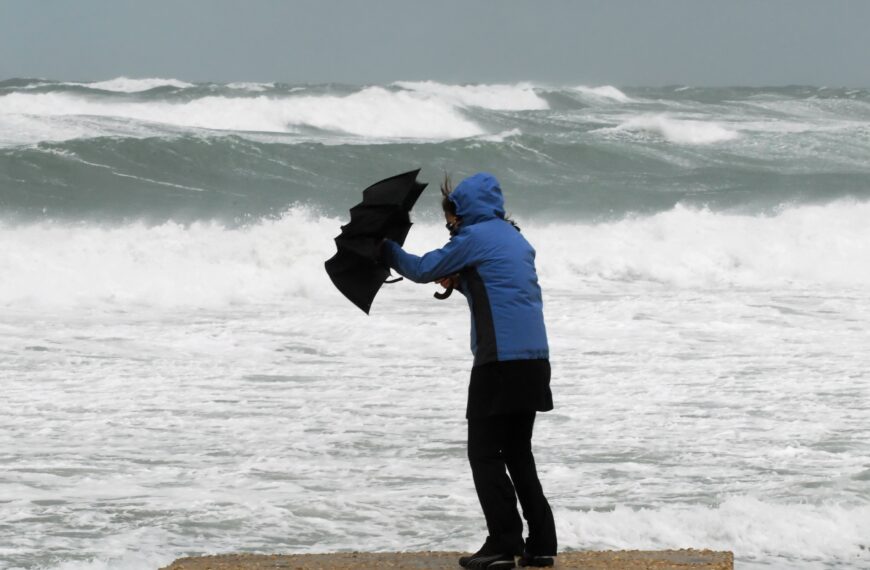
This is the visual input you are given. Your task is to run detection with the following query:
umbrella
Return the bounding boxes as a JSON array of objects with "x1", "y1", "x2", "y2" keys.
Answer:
[{"x1": 325, "y1": 169, "x2": 428, "y2": 313}]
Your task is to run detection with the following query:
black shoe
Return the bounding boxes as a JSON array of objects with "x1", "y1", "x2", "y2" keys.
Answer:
[
  {"x1": 517, "y1": 551, "x2": 554, "y2": 567},
  {"x1": 459, "y1": 540, "x2": 516, "y2": 568},
  {"x1": 466, "y1": 553, "x2": 516, "y2": 568}
]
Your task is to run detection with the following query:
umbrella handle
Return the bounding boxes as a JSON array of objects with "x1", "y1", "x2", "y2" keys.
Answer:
[{"x1": 434, "y1": 286, "x2": 454, "y2": 300}]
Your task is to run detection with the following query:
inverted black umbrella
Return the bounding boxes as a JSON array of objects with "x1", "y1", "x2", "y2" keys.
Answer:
[{"x1": 325, "y1": 169, "x2": 428, "y2": 313}]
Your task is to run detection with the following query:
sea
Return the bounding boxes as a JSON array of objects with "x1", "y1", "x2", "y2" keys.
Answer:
[{"x1": 1, "y1": 78, "x2": 868, "y2": 569}]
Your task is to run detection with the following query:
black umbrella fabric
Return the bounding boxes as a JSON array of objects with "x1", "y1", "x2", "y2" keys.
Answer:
[{"x1": 325, "y1": 169, "x2": 428, "y2": 313}]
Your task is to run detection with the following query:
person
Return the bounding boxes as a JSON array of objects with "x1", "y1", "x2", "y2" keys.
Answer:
[{"x1": 380, "y1": 173, "x2": 557, "y2": 569}]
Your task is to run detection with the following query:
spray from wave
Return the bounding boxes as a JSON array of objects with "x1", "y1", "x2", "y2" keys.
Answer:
[
  {"x1": 534, "y1": 200, "x2": 870, "y2": 288},
  {"x1": 80, "y1": 77, "x2": 195, "y2": 92},
  {"x1": 393, "y1": 81, "x2": 549, "y2": 110},
  {"x1": 573, "y1": 85, "x2": 633, "y2": 103},
  {"x1": 0, "y1": 87, "x2": 484, "y2": 142},
  {"x1": 2, "y1": 200, "x2": 868, "y2": 311},
  {"x1": 556, "y1": 497, "x2": 868, "y2": 569},
  {"x1": 1, "y1": 79, "x2": 870, "y2": 237},
  {"x1": 602, "y1": 114, "x2": 740, "y2": 144}
]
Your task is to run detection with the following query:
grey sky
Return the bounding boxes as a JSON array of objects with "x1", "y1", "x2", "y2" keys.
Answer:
[{"x1": 2, "y1": 0, "x2": 868, "y2": 86}]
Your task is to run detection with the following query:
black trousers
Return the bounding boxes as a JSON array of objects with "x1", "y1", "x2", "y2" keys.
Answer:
[{"x1": 467, "y1": 411, "x2": 557, "y2": 556}]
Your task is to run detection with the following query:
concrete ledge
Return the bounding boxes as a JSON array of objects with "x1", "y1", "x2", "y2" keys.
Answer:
[{"x1": 161, "y1": 549, "x2": 733, "y2": 569}]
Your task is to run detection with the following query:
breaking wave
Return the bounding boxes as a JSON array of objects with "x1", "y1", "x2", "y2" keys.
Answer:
[
  {"x1": 533, "y1": 200, "x2": 870, "y2": 288},
  {"x1": 2, "y1": 78, "x2": 870, "y2": 223},
  {"x1": 81, "y1": 77, "x2": 195, "y2": 92},
  {"x1": 393, "y1": 80, "x2": 549, "y2": 110},
  {"x1": 556, "y1": 497, "x2": 869, "y2": 569},
  {"x1": 2, "y1": 200, "x2": 869, "y2": 310},
  {"x1": 0, "y1": 87, "x2": 484, "y2": 142},
  {"x1": 573, "y1": 85, "x2": 633, "y2": 102},
  {"x1": 605, "y1": 114, "x2": 740, "y2": 144}
]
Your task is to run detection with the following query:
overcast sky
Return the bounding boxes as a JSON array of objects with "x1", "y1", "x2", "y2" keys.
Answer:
[{"x1": 2, "y1": 0, "x2": 868, "y2": 86}]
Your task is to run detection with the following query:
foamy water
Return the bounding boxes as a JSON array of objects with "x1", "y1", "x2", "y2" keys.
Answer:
[
  {"x1": 3, "y1": 202, "x2": 870, "y2": 310},
  {"x1": 83, "y1": 77, "x2": 195, "y2": 93},
  {"x1": 603, "y1": 114, "x2": 740, "y2": 144},
  {"x1": 1, "y1": 79, "x2": 869, "y2": 570},
  {"x1": 2, "y1": 204, "x2": 869, "y2": 570},
  {"x1": 0, "y1": 88, "x2": 485, "y2": 141}
]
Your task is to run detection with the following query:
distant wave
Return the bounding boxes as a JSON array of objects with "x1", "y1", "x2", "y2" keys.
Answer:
[
  {"x1": 226, "y1": 81, "x2": 278, "y2": 92},
  {"x1": 0, "y1": 80, "x2": 556, "y2": 146},
  {"x1": 81, "y1": 77, "x2": 195, "y2": 92},
  {"x1": 3, "y1": 80, "x2": 869, "y2": 149},
  {"x1": 604, "y1": 114, "x2": 740, "y2": 144},
  {"x1": 3, "y1": 80, "x2": 870, "y2": 223},
  {"x1": 393, "y1": 81, "x2": 549, "y2": 111},
  {"x1": 0, "y1": 87, "x2": 484, "y2": 142},
  {"x1": 573, "y1": 85, "x2": 633, "y2": 103}
]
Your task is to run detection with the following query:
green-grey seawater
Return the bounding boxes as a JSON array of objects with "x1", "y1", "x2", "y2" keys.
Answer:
[{"x1": 2, "y1": 79, "x2": 869, "y2": 223}]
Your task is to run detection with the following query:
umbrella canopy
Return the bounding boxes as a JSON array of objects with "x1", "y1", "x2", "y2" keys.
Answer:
[{"x1": 325, "y1": 169, "x2": 428, "y2": 313}]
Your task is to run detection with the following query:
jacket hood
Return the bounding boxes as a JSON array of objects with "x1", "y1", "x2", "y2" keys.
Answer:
[{"x1": 449, "y1": 172, "x2": 505, "y2": 226}]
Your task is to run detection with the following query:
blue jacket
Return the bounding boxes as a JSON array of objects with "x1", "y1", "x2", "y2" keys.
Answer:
[{"x1": 382, "y1": 173, "x2": 549, "y2": 366}]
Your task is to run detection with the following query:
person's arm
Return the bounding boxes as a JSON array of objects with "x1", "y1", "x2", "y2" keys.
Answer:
[{"x1": 382, "y1": 233, "x2": 475, "y2": 284}]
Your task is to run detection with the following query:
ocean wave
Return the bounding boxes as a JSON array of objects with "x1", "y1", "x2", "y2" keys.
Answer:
[
  {"x1": 533, "y1": 201, "x2": 870, "y2": 288},
  {"x1": 226, "y1": 81, "x2": 279, "y2": 92},
  {"x1": 3, "y1": 81, "x2": 870, "y2": 152},
  {"x1": 80, "y1": 77, "x2": 195, "y2": 92},
  {"x1": 0, "y1": 78, "x2": 55, "y2": 90},
  {"x1": 0, "y1": 208, "x2": 337, "y2": 309},
  {"x1": 393, "y1": 81, "x2": 549, "y2": 111},
  {"x1": 556, "y1": 496, "x2": 868, "y2": 568},
  {"x1": 27, "y1": 498, "x2": 868, "y2": 570},
  {"x1": 0, "y1": 111, "x2": 176, "y2": 147},
  {"x1": 573, "y1": 85, "x2": 633, "y2": 103},
  {"x1": 0, "y1": 87, "x2": 484, "y2": 143},
  {"x1": 603, "y1": 114, "x2": 740, "y2": 144},
  {"x1": 2, "y1": 200, "x2": 868, "y2": 310}
]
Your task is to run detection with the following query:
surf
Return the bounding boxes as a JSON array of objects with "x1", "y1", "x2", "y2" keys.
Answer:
[{"x1": 3, "y1": 200, "x2": 869, "y2": 311}]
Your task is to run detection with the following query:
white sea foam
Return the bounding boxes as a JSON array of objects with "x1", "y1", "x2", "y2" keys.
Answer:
[
  {"x1": 605, "y1": 114, "x2": 740, "y2": 144},
  {"x1": 82, "y1": 77, "x2": 195, "y2": 92},
  {"x1": 10, "y1": 79, "x2": 55, "y2": 90},
  {"x1": 226, "y1": 81, "x2": 278, "y2": 92},
  {"x1": 2, "y1": 201, "x2": 869, "y2": 311},
  {"x1": 3, "y1": 202, "x2": 869, "y2": 570},
  {"x1": 573, "y1": 85, "x2": 633, "y2": 103},
  {"x1": 30, "y1": 528, "x2": 177, "y2": 570},
  {"x1": 0, "y1": 87, "x2": 483, "y2": 143},
  {"x1": 0, "y1": 208, "x2": 337, "y2": 309},
  {"x1": 476, "y1": 128, "x2": 523, "y2": 142},
  {"x1": 533, "y1": 201, "x2": 870, "y2": 289},
  {"x1": 555, "y1": 497, "x2": 869, "y2": 568},
  {"x1": 21, "y1": 499, "x2": 869, "y2": 570},
  {"x1": 394, "y1": 81, "x2": 549, "y2": 111}
]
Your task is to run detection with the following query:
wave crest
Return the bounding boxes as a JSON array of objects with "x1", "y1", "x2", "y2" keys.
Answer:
[
  {"x1": 394, "y1": 81, "x2": 549, "y2": 111},
  {"x1": 82, "y1": 77, "x2": 195, "y2": 92},
  {"x1": 556, "y1": 496, "x2": 868, "y2": 566},
  {"x1": 3, "y1": 201, "x2": 869, "y2": 310},
  {"x1": 0, "y1": 87, "x2": 484, "y2": 143},
  {"x1": 573, "y1": 85, "x2": 633, "y2": 103},
  {"x1": 607, "y1": 114, "x2": 739, "y2": 144},
  {"x1": 533, "y1": 201, "x2": 870, "y2": 288}
]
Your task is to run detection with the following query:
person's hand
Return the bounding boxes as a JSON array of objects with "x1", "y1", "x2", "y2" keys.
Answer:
[{"x1": 436, "y1": 274, "x2": 459, "y2": 289}]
